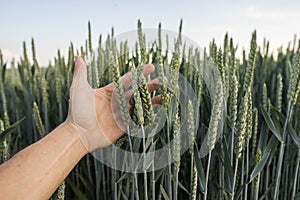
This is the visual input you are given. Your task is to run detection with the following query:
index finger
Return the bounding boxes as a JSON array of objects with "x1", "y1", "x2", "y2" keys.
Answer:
[{"x1": 120, "y1": 64, "x2": 155, "y2": 89}]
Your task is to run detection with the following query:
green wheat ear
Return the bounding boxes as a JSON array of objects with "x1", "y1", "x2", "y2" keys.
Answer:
[
  {"x1": 207, "y1": 79, "x2": 223, "y2": 151},
  {"x1": 157, "y1": 55, "x2": 168, "y2": 113},
  {"x1": 173, "y1": 106, "x2": 181, "y2": 173},
  {"x1": 158, "y1": 22, "x2": 162, "y2": 55},
  {"x1": 22, "y1": 41, "x2": 31, "y2": 79},
  {"x1": 223, "y1": 33, "x2": 229, "y2": 68},
  {"x1": 287, "y1": 52, "x2": 300, "y2": 106},
  {"x1": 41, "y1": 75, "x2": 49, "y2": 132},
  {"x1": 223, "y1": 34, "x2": 229, "y2": 99},
  {"x1": 251, "y1": 108, "x2": 258, "y2": 157},
  {"x1": 33, "y1": 101, "x2": 45, "y2": 138},
  {"x1": 254, "y1": 149, "x2": 262, "y2": 186},
  {"x1": 245, "y1": 92, "x2": 253, "y2": 143},
  {"x1": 188, "y1": 100, "x2": 195, "y2": 155},
  {"x1": 196, "y1": 72, "x2": 203, "y2": 108},
  {"x1": 88, "y1": 21, "x2": 92, "y2": 54},
  {"x1": 167, "y1": 34, "x2": 181, "y2": 110},
  {"x1": 57, "y1": 181, "x2": 66, "y2": 200},
  {"x1": 243, "y1": 30, "x2": 257, "y2": 91},
  {"x1": 138, "y1": 19, "x2": 147, "y2": 65},
  {"x1": 262, "y1": 83, "x2": 268, "y2": 109},
  {"x1": 0, "y1": 61, "x2": 10, "y2": 129},
  {"x1": 114, "y1": 134, "x2": 129, "y2": 147},
  {"x1": 56, "y1": 68, "x2": 62, "y2": 105},
  {"x1": 188, "y1": 97, "x2": 198, "y2": 200},
  {"x1": 112, "y1": 57, "x2": 130, "y2": 126},
  {"x1": 0, "y1": 119, "x2": 9, "y2": 162},
  {"x1": 276, "y1": 74, "x2": 283, "y2": 112},
  {"x1": 31, "y1": 38, "x2": 39, "y2": 69},
  {"x1": 217, "y1": 47, "x2": 227, "y2": 96},
  {"x1": 235, "y1": 91, "x2": 249, "y2": 159},
  {"x1": 129, "y1": 66, "x2": 144, "y2": 125},
  {"x1": 229, "y1": 38, "x2": 238, "y2": 124},
  {"x1": 127, "y1": 21, "x2": 154, "y2": 126},
  {"x1": 229, "y1": 74, "x2": 238, "y2": 128},
  {"x1": 129, "y1": 79, "x2": 154, "y2": 126},
  {"x1": 139, "y1": 83, "x2": 154, "y2": 125},
  {"x1": 210, "y1": 39, "x2": 218, "y2": 64},
  {"x1": 191, "y1": 165, "x2": 198, "y2": 200},
  {"x1": 229, "y1": 38, "x2": 237, "y2": 78}
]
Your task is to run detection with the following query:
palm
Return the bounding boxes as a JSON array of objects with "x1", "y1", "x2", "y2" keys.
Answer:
[
  {"x1": 95, "y1": 86, "x2": 124, "y2": 145},
  {"x1": 66, "y1": 56, "x2": 161, "y2": 152}
]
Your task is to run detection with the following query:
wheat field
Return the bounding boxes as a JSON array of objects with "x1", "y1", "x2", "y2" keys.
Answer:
[{"x1": 0, "y1": 20, "x2": 300, "y2": 200}]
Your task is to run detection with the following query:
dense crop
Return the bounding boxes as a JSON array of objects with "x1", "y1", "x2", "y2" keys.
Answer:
[{"x1": 0, "y1": 20, "x2": 300, "y2": 200}]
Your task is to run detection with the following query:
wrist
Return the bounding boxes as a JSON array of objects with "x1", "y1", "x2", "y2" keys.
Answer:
[{"x1": 60, "y1": 121, "x2": 89, "y2": 155}]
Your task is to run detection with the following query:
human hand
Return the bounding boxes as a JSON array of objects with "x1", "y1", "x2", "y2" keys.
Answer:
[{"x1": 65, "y1": 56, "x2": 161, "y2": 152}]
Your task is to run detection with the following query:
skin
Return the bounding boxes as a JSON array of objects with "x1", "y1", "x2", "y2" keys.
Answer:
[{"x1": 0, "y1": 56, "x2": 161, "y2": 200}]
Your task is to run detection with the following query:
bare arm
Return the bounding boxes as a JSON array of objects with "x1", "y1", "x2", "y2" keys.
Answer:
[{"x1": 0, "y1": 123, "x2": 87, "y2": 199}]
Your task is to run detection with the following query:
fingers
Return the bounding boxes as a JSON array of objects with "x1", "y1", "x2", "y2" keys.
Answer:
[
  {"x1": 125, "y1": 78, "x2": 160, "y2": 101},
  {"x1": 111, "y1": 91, "x2": 162, "y2": 129},
  {"x1": 99, "y1": 64, "x2": 155, "y2": 92},
  {"x1": 120, "y1": 64, "x2": 155, "y2": 89},
  {"x1": 151, "y1": 94, "x2": 162, "y2": 105},
  {"x1": 147, "y1": 78, "x2": 160, "y2": 93}
]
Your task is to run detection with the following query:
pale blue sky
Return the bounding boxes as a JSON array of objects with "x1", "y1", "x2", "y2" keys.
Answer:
[{"x1": 1, "y1": 0, "x2": 299, "y2": 66}]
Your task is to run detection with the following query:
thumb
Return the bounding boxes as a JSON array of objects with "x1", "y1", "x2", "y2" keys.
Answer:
[{"x1": 72, "y1": 56, "x2": 89, "y2": 87}]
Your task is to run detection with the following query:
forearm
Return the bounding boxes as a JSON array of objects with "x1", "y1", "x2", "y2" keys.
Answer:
[{"x1": 0, "y1": 123, "x2": 88, "y2": 200}]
